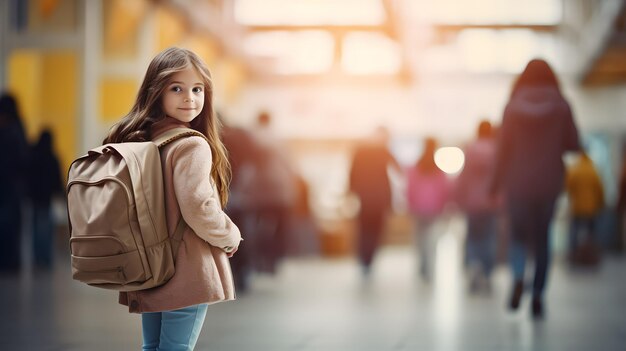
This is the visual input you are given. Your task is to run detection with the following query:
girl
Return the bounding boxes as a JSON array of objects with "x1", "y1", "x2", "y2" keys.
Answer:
[{"x1": 103, "y1": 47, "x2": 242, "y2": 350}]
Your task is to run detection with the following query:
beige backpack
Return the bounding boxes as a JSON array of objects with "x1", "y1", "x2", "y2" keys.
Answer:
[{"x1": 66, "y1": 128, "x2": 207, "y2": 291}]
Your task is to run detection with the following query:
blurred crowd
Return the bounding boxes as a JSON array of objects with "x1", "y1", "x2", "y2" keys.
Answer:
[
  {"x1": 222, "y1": 111, "x2": 318, "y2": 291},
  {"x1": 2, "y1": 58, "x2": 626, "y2": 321},
  {"x1": 0, "y1": 93, "x2": 63, "y2": 273},
  {"x1": 346, "y1": 59, "x2": 626, "y2": 319}
]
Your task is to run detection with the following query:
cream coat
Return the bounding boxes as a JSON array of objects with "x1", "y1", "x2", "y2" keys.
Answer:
[{"x1": 119, "y1": 118, "x2": 241, "y2": 313}]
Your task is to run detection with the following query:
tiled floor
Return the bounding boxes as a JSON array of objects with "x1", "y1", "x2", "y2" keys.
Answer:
[{"x1": 1, "y1": 229, "x2": 625, "y2": 351}]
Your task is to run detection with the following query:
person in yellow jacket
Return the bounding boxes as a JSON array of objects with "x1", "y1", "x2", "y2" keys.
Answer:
[{"x1": 565, "y1": 152, "x2": 605, "y2": 260}]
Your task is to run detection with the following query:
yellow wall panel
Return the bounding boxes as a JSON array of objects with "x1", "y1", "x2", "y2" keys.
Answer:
[
  {"x1": 155, "y1": 7, "x2": 186, "y2": 52},
  {"x1": 103, "y1": 0, "x2": 147, "y2": 59},
  {"x1": 8, "y1": 50, "x2": 77, "y2": 177},
  {"x1": 40, "y1": 52, "x2": 77, "y2": 175},
  {"x1": 182, "y1": 35, "x2": 221, "y2": 66},
  {"x1": 28, "y1": 0, "x2": 78, "y2": 32},
  {"x1": 215, "y1": 58, "x2": 247, "y2": 103},
  {"x1": 100, "y1": 79, "x2": 137, "y2": 122},
  {"x1": 7, "y1": 50, "x2": 42, "y2": 141}
]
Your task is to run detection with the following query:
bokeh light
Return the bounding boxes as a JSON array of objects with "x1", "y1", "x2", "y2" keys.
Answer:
[{"x1": 434, "y1": 147, "x2": 465, "y2": 174}]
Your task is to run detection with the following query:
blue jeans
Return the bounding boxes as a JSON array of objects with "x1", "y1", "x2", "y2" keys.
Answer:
[
  {"x1": 465, "y1": 213, "x2": 496, "y2": 277},
  {"x1": 507, "y1": 199, "x2": 555, "y2": 299},
  {"x1": 414, "y1": 215, "x2": 440, "y2": 280},
  {"x1": 142, "y1": 304, "x2": 208, "y2": 351},
  {"x1": 357, "y1": 209, "x2": 386, "y2": 269},
  {"x1": 569, "y1": 216, "x2": 597, "y2": 252}
]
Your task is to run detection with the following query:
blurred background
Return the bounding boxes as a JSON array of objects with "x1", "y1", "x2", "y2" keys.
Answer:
[{"x1": 1, "y1": 0, "x2": 626, "y2": 350}]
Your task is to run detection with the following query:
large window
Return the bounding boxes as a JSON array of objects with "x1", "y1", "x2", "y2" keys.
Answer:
[
  {"x1": 243, "y1": 31, "x2": 335, "y2": 74},
  {"x1": 341, "y1": 32, "x2": 402, "y2": 75},
  {"x1": 234, "y1": 0, "x2": 385, "y2": 26},
  {"x1": 406, "y1": 0, "x2": 562, "y2": 25}
]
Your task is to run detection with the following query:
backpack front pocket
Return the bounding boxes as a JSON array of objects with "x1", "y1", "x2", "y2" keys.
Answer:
[
  {"x1": 70, "y1": 236, "x2": 126, "y2": 257},
  {"x1": 71, "y1": 249, "x2": 148, "y2": 286}
]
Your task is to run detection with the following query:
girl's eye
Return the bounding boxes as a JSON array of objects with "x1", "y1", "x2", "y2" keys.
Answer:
[
  {"x1": 171, "y1": 86, "x2": 181, "y2": 92},
  {"x1": 192, "y1": 87, "x2": 203, "y2": 93}
]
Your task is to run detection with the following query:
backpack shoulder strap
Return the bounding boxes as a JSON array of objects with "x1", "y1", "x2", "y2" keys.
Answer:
[
  {"x1": 151, "y1": 127, "x2": 209, "y2": 259},
  {"x1": 152, "y1": 127, "x2": 209, "y2": 148}
]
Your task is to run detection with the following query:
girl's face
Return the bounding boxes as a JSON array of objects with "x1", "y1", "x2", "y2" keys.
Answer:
[{"x1": 162, "y1": 65, "x2": 205, "y2": 123}]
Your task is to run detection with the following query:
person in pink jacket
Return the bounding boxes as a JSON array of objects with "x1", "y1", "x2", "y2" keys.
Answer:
[
  {"x1": 103, "y1": 47, "x2": 242, "y2": 351},
  {"x1": 406, "y1": 137, "x2": 452, "y2": 281}
]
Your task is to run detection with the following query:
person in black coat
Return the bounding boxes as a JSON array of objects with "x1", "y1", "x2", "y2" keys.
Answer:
[
  {"x1": 222, "y1": 121, "x2": 258, "y2": 291},
  {"x1": 349, "y1": 126, "x2": 400, "y2": 276},
  {"x1": 0, "y1": 93, "x2": 29, "y2": 273},
  {"x1": 27, "y1": 129, "x2": 63, "y2": 269},
  {"x1": 491, "y1": 59, "x2": 580, "y2": 319}
]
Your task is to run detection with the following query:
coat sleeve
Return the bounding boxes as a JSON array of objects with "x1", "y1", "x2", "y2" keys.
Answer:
[{"x1": 170, "y1": 137, "x2": 241, "y2": 252}]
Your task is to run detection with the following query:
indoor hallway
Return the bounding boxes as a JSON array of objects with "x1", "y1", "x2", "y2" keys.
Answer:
[{"x1": 1, "y1": 224, "x2": 625, "y2": 351}]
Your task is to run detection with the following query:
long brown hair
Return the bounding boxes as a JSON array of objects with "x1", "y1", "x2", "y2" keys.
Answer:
[{"x1": 103, "y1": 47, "x2": 231, "y2": 206}]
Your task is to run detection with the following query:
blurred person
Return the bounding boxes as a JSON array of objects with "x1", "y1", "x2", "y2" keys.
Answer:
[
  {"x1": 27, "y1": 129, "x2": 63, "y2": 270},
  {"x1": 222, "y1": 116, "x2": 259, "y2": 292},
  {"x1": 287, "y1": 173, "x2": 319, "y2": 257},
  {"x1": 612, "y1": 148, "x2": 626, "y2": 253},
  {"x1": 103, "y1": 47, "x2": 241, "y2": 350},
  {"x1": 492, "y1": 59, "x2": 580, "y2": 319},
  {"x1": 455, "y1": 120, "x2": 501, "y2": 293},
  {"x1": 246, "y1": 111, "x2": 296, "y2": 274},
  {"x1": 614, "y1": 152, "x2": 626, "y2": 252},
  {"x1": 349, "y1": 126, "x2": 400, "y2": 276},
  {"x1": 565, "y1": 152, "x2": 605, "y2": 265},
  {"x1": 0, "y1": 92, "x2": 29, "y2": 273},
  {"x1": 406, "y1": 137, "x2": 452, "y2": 282}
]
